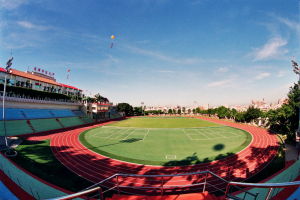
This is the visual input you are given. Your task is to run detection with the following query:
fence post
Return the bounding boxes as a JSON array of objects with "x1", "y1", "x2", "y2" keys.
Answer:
[
  {"x1": 265, "y1": 188, "x2": 273, "y2": 200},
  {"x1": 161, "y1": 176, "x2": 164, "y2": 196},
  {"x1": 202, "y1": 172, "x2": 208, "y2": 193},
  {"x1": 116, "y1": 175, "x2": 120, "y2": 194},
  {"x1": 99, "y1": 187, "x2": 104, "y2": 200},
  {"x1": 224, "y1": 183, "x2": 231, "y2": 197}
]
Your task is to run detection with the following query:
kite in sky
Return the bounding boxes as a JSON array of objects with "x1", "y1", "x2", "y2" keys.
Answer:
[{"x1": 110, "y1": 35, "x2": 115, "y2": 48}]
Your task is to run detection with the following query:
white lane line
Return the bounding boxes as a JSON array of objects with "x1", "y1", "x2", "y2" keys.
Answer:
[{"x1": 142, "y1": 129, "x2": 149, "y2": 141}]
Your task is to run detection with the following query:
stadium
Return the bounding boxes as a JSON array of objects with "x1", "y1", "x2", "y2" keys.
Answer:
[
  {"x1": 0, "y1": 63, "x2": 299, "y2": 200},
  {"x1": 1, "y1": 1, "x2": 300, "y2": 200}
]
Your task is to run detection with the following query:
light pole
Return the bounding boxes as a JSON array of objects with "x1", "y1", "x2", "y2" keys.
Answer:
[
  {"x1": 2, "y1": 57, "x2": 13, "y2": 151},
  {"x1": 141, "y1": 102, "x2": 144, "y2": 116}
]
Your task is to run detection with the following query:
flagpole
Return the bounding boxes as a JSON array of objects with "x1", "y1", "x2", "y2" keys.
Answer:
[{"x1": 2, "y1": 74, "x2": 8, "y2": 148}]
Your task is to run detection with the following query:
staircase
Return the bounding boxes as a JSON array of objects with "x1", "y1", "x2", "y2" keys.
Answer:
[
  {"x1": 56, "y1": 118, "x2": 65, "y2": 128},
  {"x1": 26, "y1": 120, "x2": 36, "y2": 132},
  {"x1": 107, "y1": 191, "x2": 222, "y2": 200}
]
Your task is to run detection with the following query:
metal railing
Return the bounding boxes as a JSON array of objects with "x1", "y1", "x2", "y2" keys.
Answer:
[
  {"x1": 47, "y1": 170, "x2": 300, "y2": 200},
  {"x1": 46, "y1": 187, "x2": 103, "y2": 200},
  {"x1": 225, "y1": 181, "x2": 300, "y2": 200},
  {"x1": 49, "y1": 170, "x2": 257, "y2": 200},
  {"x1": 0, "y1": 92, "x2": 81, "y2": 105}
]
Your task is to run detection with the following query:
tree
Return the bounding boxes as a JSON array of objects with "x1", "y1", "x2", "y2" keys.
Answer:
[
  {"x1": 94, "y1": 93, "x2": 109, "y2": 103},
  {"x1": 244, "y1": 106, "x2": 262, "y2": 123},
  {"x1": 267, "y1": 82, "x2": 300, "y2": 140},
  {"x1": 235, "y1": 112, "x2": 246, "y2": 122},
  {"x1": 133, "y1": 107, "x2": 143, "y2": 116},
  {"x1": 215, "y1": 106, "x2": 230, "y2": 119},
  {"x1": 178, "y1": 109, "x2": 181, "y2": 115},
  {"x1": 230, "y1": 108, "x2": 238, "y2": 120},
  {"x1": 182, "y1": 107, "x2": 186, "y2": 114},
  {"x1": 168, "y1": 109, "x2": 173, "y2": 114},
  {"x1": 116, "y1": 103, "x2": 134, "y2": 116}
]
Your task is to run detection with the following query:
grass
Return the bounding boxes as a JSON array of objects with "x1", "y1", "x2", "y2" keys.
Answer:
[
  {"x1": 106, "y1": 117, "x2": 221, "y2": 128},
  {"x1": 80, "y1": 117, "x2": 252, "y2": 166},
  {"x1": 10, "y1": 139, "x2": 92, "y2": 192}
]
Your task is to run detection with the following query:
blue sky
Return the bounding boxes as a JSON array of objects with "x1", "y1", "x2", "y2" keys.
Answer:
[{"x1": 0, "y1": 0, "x2": 299, "y2": 106}]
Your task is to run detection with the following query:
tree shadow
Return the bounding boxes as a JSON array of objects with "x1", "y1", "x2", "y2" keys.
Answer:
[{"x1": 213, "y1": 144, "x2": 225, "y2": 151}]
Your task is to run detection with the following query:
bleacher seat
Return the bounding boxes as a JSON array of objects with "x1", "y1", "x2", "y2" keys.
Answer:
[
  {"x1": 59, "y1": 117, "x2": 85, "y2": 127},
  {"x1": 30, "y1": 119, "x2": 63, "y2": 132},
  {"x1": 72, "y1": 110, "x2": 84, "y2": 116},
  {"x1": 80, "y1": 116, "x2": 94, "y2": 123},
  {"x1": 23, "y1": 109, "x2": 53, "y2": 119},
  {"x1": 51, "y1": 109, "x2": 75, "y2": 118},
  {"x1": 0, "y1": 108, "x2": 81, "y2": 120},
  {"x1": 0, "y1": 108, "x2": 26, "y2": 120},
  {"x1": 0, "y1": 120, "x2": 33, "y2": 136}
]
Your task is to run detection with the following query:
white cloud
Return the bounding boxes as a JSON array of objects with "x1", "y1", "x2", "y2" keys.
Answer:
[
  {"x1": 252, "y1": 37, "x2": 288, "y2": 61},
  {"x1": 0, "y1": 0, "x2": 28, "y2": 10},
  {"x1": 126, "y1": 45, "x2": 203, "y2": 65},
  {"x1": 277, "y1": 70, "x2": 286, "y2": 77},
  {"x1": 216, "y1": 67, "x2": 229, "y2": 73},
  {"x1": 17, "y1": 21, "x2": 52, "y2": 31},
  {"x1": 207, "y1": 79, "x2": 233, "y2": 87},
  {"x1": 276, "y1": 17, "x2": 300, "y2": 34},
  {"x1": 255, "y1": 72, "x2": 270, "y2": 80}
]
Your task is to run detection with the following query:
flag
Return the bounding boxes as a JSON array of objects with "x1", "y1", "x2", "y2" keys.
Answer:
[
  {"x1": 5, "y1": 57, "x2": 13, "y2": 71},
  {"x1": 67, "y1": 69, "x2": 71, "y2": 79}
]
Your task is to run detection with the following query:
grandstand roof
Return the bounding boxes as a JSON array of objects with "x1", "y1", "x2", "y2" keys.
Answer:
[
  {"x1": 0, "y1": 67, "x2": 7, "y2": 72},
  {"x1": 60, "y1": 84, "x2": 82, "y2": 91},
  {"x1": 10, "y1": 68, "x2": 61, "y2": 86},
  {"x1": 0, "y1": 67, "x2": 81, "y2": 91}
]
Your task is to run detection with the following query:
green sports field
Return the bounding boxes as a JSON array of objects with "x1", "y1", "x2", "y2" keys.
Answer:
[{"x1": 80, "y1": 117, "x2": 252, "y2": 166}]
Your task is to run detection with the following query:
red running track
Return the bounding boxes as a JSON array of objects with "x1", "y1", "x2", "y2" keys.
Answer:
[{"x1": 27, "y1": 117, "x2": 279, "y2": 194}]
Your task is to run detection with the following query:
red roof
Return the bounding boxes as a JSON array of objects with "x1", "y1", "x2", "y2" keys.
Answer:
[
  {"x1": 60, "y1": 83, "x2": 82, "y2": 91},
  {"x1": 0, "y1": 67, "x2": 7, "y2": 72}
]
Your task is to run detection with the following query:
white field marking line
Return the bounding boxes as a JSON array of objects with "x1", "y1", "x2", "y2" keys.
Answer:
[
  {"x1": 121, "y1": 129, "x2": 137, "y2": 140},
  {"x1": 182, "y1": 128, "x2": 198, "y2": 141},
  {"x1": 89, "y1": 126, "x2": 120, "y2": 138},
  {"x1": 113, "y1": 128, "x2": 132, "y2": 140},
  {"x1": 214, "y1": 131, "x2": 242, "y2": 139},
  {"x1": 142, "y1": 129, "x2": 149, "y2": 141},
  {"x1": 186, "y1": 134, "x2": 242, "y2": 141},
  {"x1": 186, "y1": 133, "x2": 195, "y2": 140},
  {"x1": 192, "y1": 129, "x2": 210, "y2": 139},
  {"x1": 101, "y1": 125, "x2": 226, "y2": 130},
  {"x1": 228, "y1": 130, "x2": 240, "y2": 137},
  {"x1": 88, "y1": 126, "x2": 114, "y2": 137},
  {"x1": 209, "y1": 131, "x2": 227, "y2": 139},
  {"x1": 165, "y1": 155, "x2": 176, "y2": 159},
  {"x1": 104, "y1": 128, "x2": 125, "y2": 139},
  {"x1": 200, "y1": 129, "x2": 219, "y2": 139}
]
